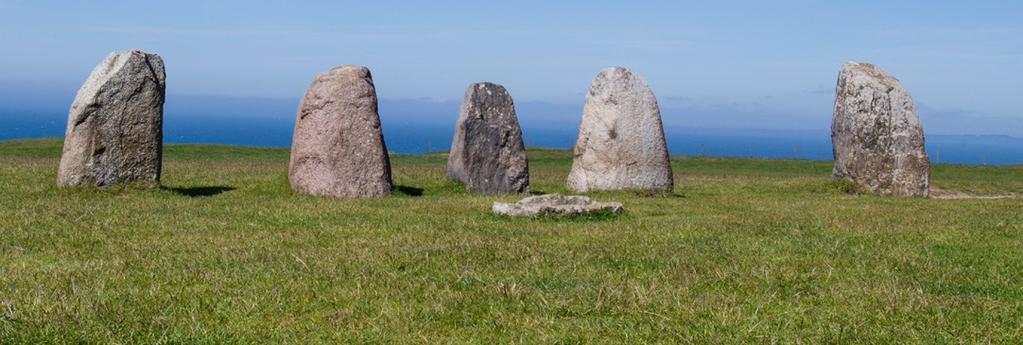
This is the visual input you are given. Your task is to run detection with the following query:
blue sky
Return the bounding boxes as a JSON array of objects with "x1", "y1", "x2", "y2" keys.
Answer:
[{"x1": 1, "y1": 0, "x2": 1020, "y2": 135}]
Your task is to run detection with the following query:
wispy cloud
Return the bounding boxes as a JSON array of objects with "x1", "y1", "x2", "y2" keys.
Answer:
[
  {"x1": 76, "y1": 25, "x2": 417, "y2": 41},
  {"x1": 851, "y1": 27, "x2": 1022, "y2": 61},
  {"x1": 76, "y1": 24, "x2": 698, "y2": 49},
  {"x1": 611, "y1": 39, "x2": 692, "y2": 49},
  {"x1": 917, "y1": 103, "x2": 1023, "y2": 136},
  {"x1": 803, "y1": 85, "x2": 834, "y2": 95}
]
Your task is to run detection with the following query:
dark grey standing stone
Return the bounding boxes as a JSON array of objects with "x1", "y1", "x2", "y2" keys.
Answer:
[
  {"x1": 57, "y1": 50, "x2": 166, "y2": 187},
  {"x1": 566, "y1": 67, "x2": 673, "y2": 193},
  {"x1": 832, "y1": 61, "x2": 930, "y2": 197},
  {"x1": 288, "y1": 65, "x2": 392, "y2": 199},
  {"x1": 446, "y1": 82, "x2": 529, "y2": 194}
]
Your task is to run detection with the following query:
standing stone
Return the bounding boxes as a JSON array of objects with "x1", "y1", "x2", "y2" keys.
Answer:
[
  {"x1": 57, "y1": 50, "x2": 166, "y2": 187},
  {"x1": 831, "y1": 62, "x2": 930, "y2": 197},
  {"x1": 566, "y1": 67, "x2": 673, "y2": 193},
  {"x1": 447, "y1": 82, "x2": 529, "y2": 194},
  {"x1": 289, "y1": 65, "x2": 392, "y2": 199}
]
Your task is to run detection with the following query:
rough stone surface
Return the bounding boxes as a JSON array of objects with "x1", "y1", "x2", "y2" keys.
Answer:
[
  {"x1": 566, "y1": 67, "x2": 673, "y2": 193},
  {"x1": 57, "y1": 50, "x2": 166, "y2": 187},
  {"x1": 831, "y1": 62, "x2": 930, "y2": 197},
  {"x1": 447, "y1": 82, "x2": 529, "y2": 194},
  {"x1": 492, "y1": 193, "x2": 624, "y2": 217},
  {"x1": 288, "y1": 65, "x2": 392, "y2": 199}
]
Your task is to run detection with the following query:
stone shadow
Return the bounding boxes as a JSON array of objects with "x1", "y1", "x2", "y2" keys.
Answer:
[
  {"x1": 164, "y1": 186, "x2": 235, "y2": 198},
  {"x1": 393, "y1": 185, "x2": 424, "y2": 197}
]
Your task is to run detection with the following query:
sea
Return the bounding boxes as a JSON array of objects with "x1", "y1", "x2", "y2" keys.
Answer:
[{"x1": 2, "y1": 107, "x2": 1022, "y2": 165}]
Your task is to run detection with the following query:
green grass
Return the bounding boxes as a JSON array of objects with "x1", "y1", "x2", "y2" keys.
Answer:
[{"x1": 1, "y1": 137, "x2": 1022, "y2": 344}]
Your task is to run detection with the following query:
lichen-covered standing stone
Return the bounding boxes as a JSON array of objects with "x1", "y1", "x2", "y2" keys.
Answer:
[
  {"x1": 288, "y1": 65, "x2": 392, "y2": 198},
  {"x1": 831, "y1": 62, "x2": 930, "y2": 196},
  {"x1": 447, "y1": 82, "x2": 529, "y2": 194},
  {"x1": 566, "y1": 67, "x2": 673, "y2": 193},
  {"x1": 57, "y1": 50, "x2": 166, "y2": 187}
]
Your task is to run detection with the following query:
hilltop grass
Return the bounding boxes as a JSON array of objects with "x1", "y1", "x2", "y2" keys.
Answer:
[{"x1": 1, "y1": 137, "x2": 1022, "y2": 344}]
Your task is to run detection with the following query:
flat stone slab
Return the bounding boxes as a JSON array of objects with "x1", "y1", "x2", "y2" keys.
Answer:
[{"x1": 492, "y1": 193, "x2": 624, "y2": 217}]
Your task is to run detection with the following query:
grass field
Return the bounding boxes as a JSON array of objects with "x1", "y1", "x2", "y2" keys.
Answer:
[{"x1": 1, "y1": 137, "x2": 1022, "y2": 344}]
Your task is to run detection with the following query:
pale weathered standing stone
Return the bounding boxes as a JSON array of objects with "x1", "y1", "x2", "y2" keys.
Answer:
[
  {"x1": 831, "y1": 62, "x2": 930, "y2": 197},
  {"x1": 492, "y1": 193, "x2": 624, "y2": 217},
  {"x1": 57, "y1": 50, "x2": 166, "y2": 187},
  {"x1": 288, "y1": 65, "x2": 392, "y2": 199},
  {"x1": 566, "y1": 67, "x2": 673, "y2": 193},
  {"x1": 447, "y1": 82, "x2": 529, "y2": 194}
]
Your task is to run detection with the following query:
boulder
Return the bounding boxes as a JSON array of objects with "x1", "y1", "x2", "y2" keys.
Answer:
[
  {"x1": 492, "y1": 193, "x2": 624, "y2": 217},
  {"x1": 289, "y1": 65, "x2": 392, "y2": 198},
  {"x1": 57, "y1": 50, "x2": 166, "y2": 187},
  {"x1": 831, "y1": 62, "x2": 930, "y2": 196},
  {"x1": 447, "y1": 82, "x2": 529, "y2": 194},
  {"x1": 566, "y1": 67, "x2": 673, "y2": 193}
]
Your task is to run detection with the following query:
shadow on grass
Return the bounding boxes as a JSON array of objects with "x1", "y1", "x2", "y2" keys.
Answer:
[
  {"x1": 583, "y1": 190, "x2": 687, "y2": 199},
  {"x1": 393, "y1": 185, "x2": 424, "y2": 197},
  {"x1": 627, "y1": 189, "x2": 687, "y2": 198},
  {"x1": 656, "y1": 192, "x2": 687, "y2": 199},
  {"x1": 164, "y1": 186, "x2": 235, "y2": 197}
]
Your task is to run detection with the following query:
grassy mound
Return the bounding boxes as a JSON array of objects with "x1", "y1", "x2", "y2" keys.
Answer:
[{"x1": 1, "y1": 138, "x2": 1022, "y2": 343}]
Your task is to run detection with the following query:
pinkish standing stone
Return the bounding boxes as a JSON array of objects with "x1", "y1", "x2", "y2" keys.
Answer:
[{"x1": 288, "y1": 65, "x2": 392, "y2": 199}]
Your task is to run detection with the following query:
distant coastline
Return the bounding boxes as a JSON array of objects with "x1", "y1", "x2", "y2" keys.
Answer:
[
  {"x1": 4, "y1": 107, "x2": 1021, "y2": 165},
  {"x1": 4, "y1": 89, "x2": 1022, "y2": 166}
]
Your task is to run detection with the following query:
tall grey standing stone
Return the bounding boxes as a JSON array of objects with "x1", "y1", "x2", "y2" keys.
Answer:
[
  {"x1": 831, "y1": 62, "x2": 930, "y2": 197},
  {"x1": 57, "y1": 50, "x2": 166, "y2": 187},
  {"x1": 288, "y1": 65, "x2": 392, "y2": 199},
  {"x1": 447, "y1": 82, "x2": 529, "y2": 194},
  {"x1": 566, "y1": 67, "x2": 673, "y2": 193}
]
